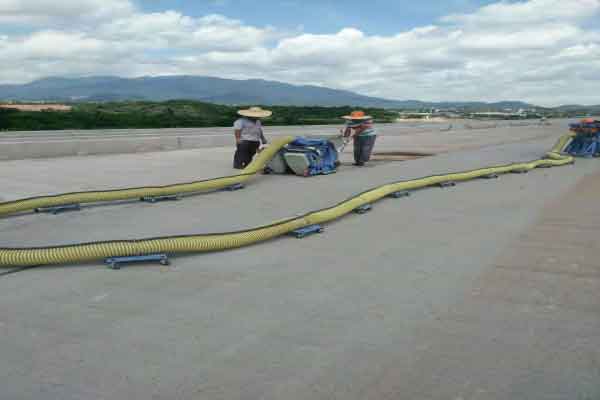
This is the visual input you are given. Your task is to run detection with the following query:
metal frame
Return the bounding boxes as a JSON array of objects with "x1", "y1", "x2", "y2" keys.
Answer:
[
  {"x1": 354, "y1": 204, "x2": 373, "y2": 214},
  {"x1": 105, "y1": 254, "x2": 170, "y2": 270},
  {"x1": 223, "y1": 183, "x2": 245, "y2": 191},
  {"x1": 289, "y1": 224, "x2": 324, "y2": 238},
  {"x1": 140, "y1": 195, "x2": 180, "y2": 203},
  {"x1": 389, "y1": 190, "x2": 411, "y2": 198},
  {"x1": 35, "y1": 204, "x2": 81, "y2": 215},
  {"x1": 438, "y1": 181, "x2": 457, "y2": 188}
]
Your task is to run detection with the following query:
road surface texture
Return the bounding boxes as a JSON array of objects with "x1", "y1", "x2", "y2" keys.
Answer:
[
  {"x1": 0, "y1": 122, "x2": 598, "y2": 399},
  {"x1": 0, "y1": 119, "x2": 557, "y2": 160}
]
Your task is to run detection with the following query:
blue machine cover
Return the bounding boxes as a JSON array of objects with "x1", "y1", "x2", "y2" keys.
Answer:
[{"x1": 287, "y1": 138, "x2": 339, "y2": 175}]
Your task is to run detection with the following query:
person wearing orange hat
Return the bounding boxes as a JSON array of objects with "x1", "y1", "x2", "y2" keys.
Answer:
[{"x1": 341, "y1": 110, "x2": 377, "y2": 166}]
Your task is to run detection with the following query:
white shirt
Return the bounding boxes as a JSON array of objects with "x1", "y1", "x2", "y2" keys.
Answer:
[{"x1": 233, "y1": 117, "x2": 264, "y2": 142}]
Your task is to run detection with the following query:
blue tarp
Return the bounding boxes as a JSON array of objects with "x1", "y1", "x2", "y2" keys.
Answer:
[
  {"x1": 286, "y1": 138, "x2": 339, "y2": 175},
  {"x1": 567, "y1": 121, "x2": 600, "y2": 157},
  {"x1": 565, "y1": 134, "x2": 600, "y2": 157}
]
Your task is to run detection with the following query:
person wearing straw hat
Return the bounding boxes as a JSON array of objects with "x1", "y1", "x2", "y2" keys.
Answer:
[
  {"x1": 233, "y1": 106, "x2": 272, "y2": 169},
  {"x1": 341, "y1": 110, "x2": 377, "y2": 166}
]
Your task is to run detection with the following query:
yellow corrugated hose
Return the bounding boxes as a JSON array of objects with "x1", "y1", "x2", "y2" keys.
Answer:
[
  {"x1": 0, "y1": 136, "x2": 296, "y2": 217},
  {"x1": 0, "y1": 133, "x2": 576, "y2": 267}
]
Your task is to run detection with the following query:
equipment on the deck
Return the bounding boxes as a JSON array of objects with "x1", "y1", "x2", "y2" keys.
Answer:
[
  {"x1": 565, "y1": 119, "x2": 600, "y2": 157},
  {"x1": 0, "y1": 133, "x2": 577, "y2": 268},
  {"x1": 266, "y1": 137, "x2": 340, "y2": 177}
]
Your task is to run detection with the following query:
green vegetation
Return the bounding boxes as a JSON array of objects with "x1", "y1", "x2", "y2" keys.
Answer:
[{"x1": 0, "y1": 101, "x2": 399, "y2": 132}]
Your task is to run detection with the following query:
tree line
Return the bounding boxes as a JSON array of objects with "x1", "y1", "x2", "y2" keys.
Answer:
[{"x1": 0, "y1": 101, "x2": 398, "y2": 131}]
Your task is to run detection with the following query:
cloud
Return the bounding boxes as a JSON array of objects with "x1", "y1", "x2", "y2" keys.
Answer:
[
  {"x1": 443, "y1": 0, "x2": 600, "y2": 25},
  {"x1": 456, "y1": 24, "x2": 581, "y2": 51},
  {"x1": 97, "y1": 12, "x2": 275, "y2": 51},
  {"x1": 0, "y1": 0, "x2": 599, "y2": 105},
  {"x1": 0, "y1": 0, "x2": 134, "y2": 24},
  {"x1": 15, "y1": 31, "x2": 111, "y2": 58}
]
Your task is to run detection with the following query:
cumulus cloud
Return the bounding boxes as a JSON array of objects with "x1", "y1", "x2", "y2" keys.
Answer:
[
  {"x1": 0, "y1": 0, "x2": 134, "y2": 24},
  {"x1": 0, "y1": 0, "x2": 599, "y2": 105},
  {"x1": 443, "y1": 0, "x2": 600, "y2": 25}
]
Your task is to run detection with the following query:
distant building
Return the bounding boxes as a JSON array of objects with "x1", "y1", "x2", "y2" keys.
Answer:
[
  {"x1": 0, "y1": 104, "x2": 72, "y2": 112},
  {"x1": 469, "y1": 111, "x2": 540, "y2": 120}
]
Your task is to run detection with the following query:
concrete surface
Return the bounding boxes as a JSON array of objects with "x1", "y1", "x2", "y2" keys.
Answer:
[
  {"x1": 0, "y1": 119, "x2": 557, "y2": 161},
  {"x1": 0, "y1": 122, "x2": 599, "y2": 399}
]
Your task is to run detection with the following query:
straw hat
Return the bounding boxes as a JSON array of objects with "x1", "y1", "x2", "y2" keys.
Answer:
[
  {"x1": 341, "y1": 110, "x2": 373, "y2": 127},
  {"x1": 237, "y1": 106, "x2": 272, "y2": 118}
]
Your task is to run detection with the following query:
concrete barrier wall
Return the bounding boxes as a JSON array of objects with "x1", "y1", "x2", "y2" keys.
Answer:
[
  {"x1": 2, "y1": 121, "x2": 543, "y2": 161},
  {"x1": 0, "y1": 134, "x2": 241, "y2": 161},
  {"x1": 0, "y1": 125, "x2": 345, "y2": 161}
]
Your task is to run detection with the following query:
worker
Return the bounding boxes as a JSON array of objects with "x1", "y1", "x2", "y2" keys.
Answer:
[
  {"x1": 341, "y1": 110, "x2": 377, "y2": 166},
  {"x1": 233, "y1": 106, "x2": 271, "y2": 169}
]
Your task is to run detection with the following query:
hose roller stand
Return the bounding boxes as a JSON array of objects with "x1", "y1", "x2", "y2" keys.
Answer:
[
  {"x1": 389, "y1": 190, "x2": 411, "y2": 198},
  {"x1": 438, "y1": 181, "x2": 457, "y2": 188},
  {"x1": 140, "y1": 195, "x2": 180, "y2": 203},
  {"x1": 481, "y1": 173, "x2": 499, "y2": 179},
  {"x1": 223, "y1": 183, "x2": 245, "y2": 191},
  {"x1": 354, "y1": 204, "x2": 373, "y2": 214},
  {"x1": 35, "y1": 204, "x2": 81, "y2": 215},
  {"x1": 105, "y1": 254, "x2": 170, "y2": 270},
  {"x1": 289, "y1": 224, "x2": 323, "y2": 238}
]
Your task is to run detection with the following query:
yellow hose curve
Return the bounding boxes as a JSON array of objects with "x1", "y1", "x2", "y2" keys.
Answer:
[
  {"x1": 0, "y1": 134, "x2": 575, "y2": 267},
  {"x1": 0, "y1": 136, "x2": 296, "y2": 217}
]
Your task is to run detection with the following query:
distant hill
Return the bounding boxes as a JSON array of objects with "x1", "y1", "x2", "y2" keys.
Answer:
[
  {"x1": 0, "y1": 76, "x2": 404, "y2": 107},
  {"x1": 553, "y1": 104, "x2": 600, "y2": 113},
  {"x1": 0, "y1": 75, "x2": 539, "y2": 110}
]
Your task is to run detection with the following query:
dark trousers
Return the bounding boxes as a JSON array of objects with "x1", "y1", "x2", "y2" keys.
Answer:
[
  {"x1": 353, "y1": 135, "x2": 377, "y2": 164},
  {"x1": 233, "y1": 140, "x2": 260, "y2": 169}
]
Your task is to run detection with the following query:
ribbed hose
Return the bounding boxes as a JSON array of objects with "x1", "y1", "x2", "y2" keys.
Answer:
[
  {"x1": 0, "y1": 133, "x2": 576, "y2": 267},
  {"x1": 0, "y1": 136, "x2": 296, "y2": 217},
  {"x1": 546, "y1": 132, "x2": 575, "y2": 159}
]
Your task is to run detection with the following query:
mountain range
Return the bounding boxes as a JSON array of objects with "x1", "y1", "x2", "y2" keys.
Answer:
[{"x1": 0, "y1": 75, "x2": 581, "y2": 111}]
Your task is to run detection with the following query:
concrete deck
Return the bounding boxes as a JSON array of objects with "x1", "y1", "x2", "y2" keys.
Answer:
[
  {"x1": 0, "y1": 119, "x2": 557, "y2": 160},
  {"x1": 0, "y1": 122, "x2": 599, "y2": 399}
]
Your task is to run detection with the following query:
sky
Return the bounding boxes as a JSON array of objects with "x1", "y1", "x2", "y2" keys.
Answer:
[{"x1": 0, "y1": 0, "x2": 599, "y2": 106}]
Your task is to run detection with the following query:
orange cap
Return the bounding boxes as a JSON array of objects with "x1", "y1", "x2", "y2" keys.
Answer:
[{"x1": 341, "y1": 110, "x2": 373, "y2": 121}]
